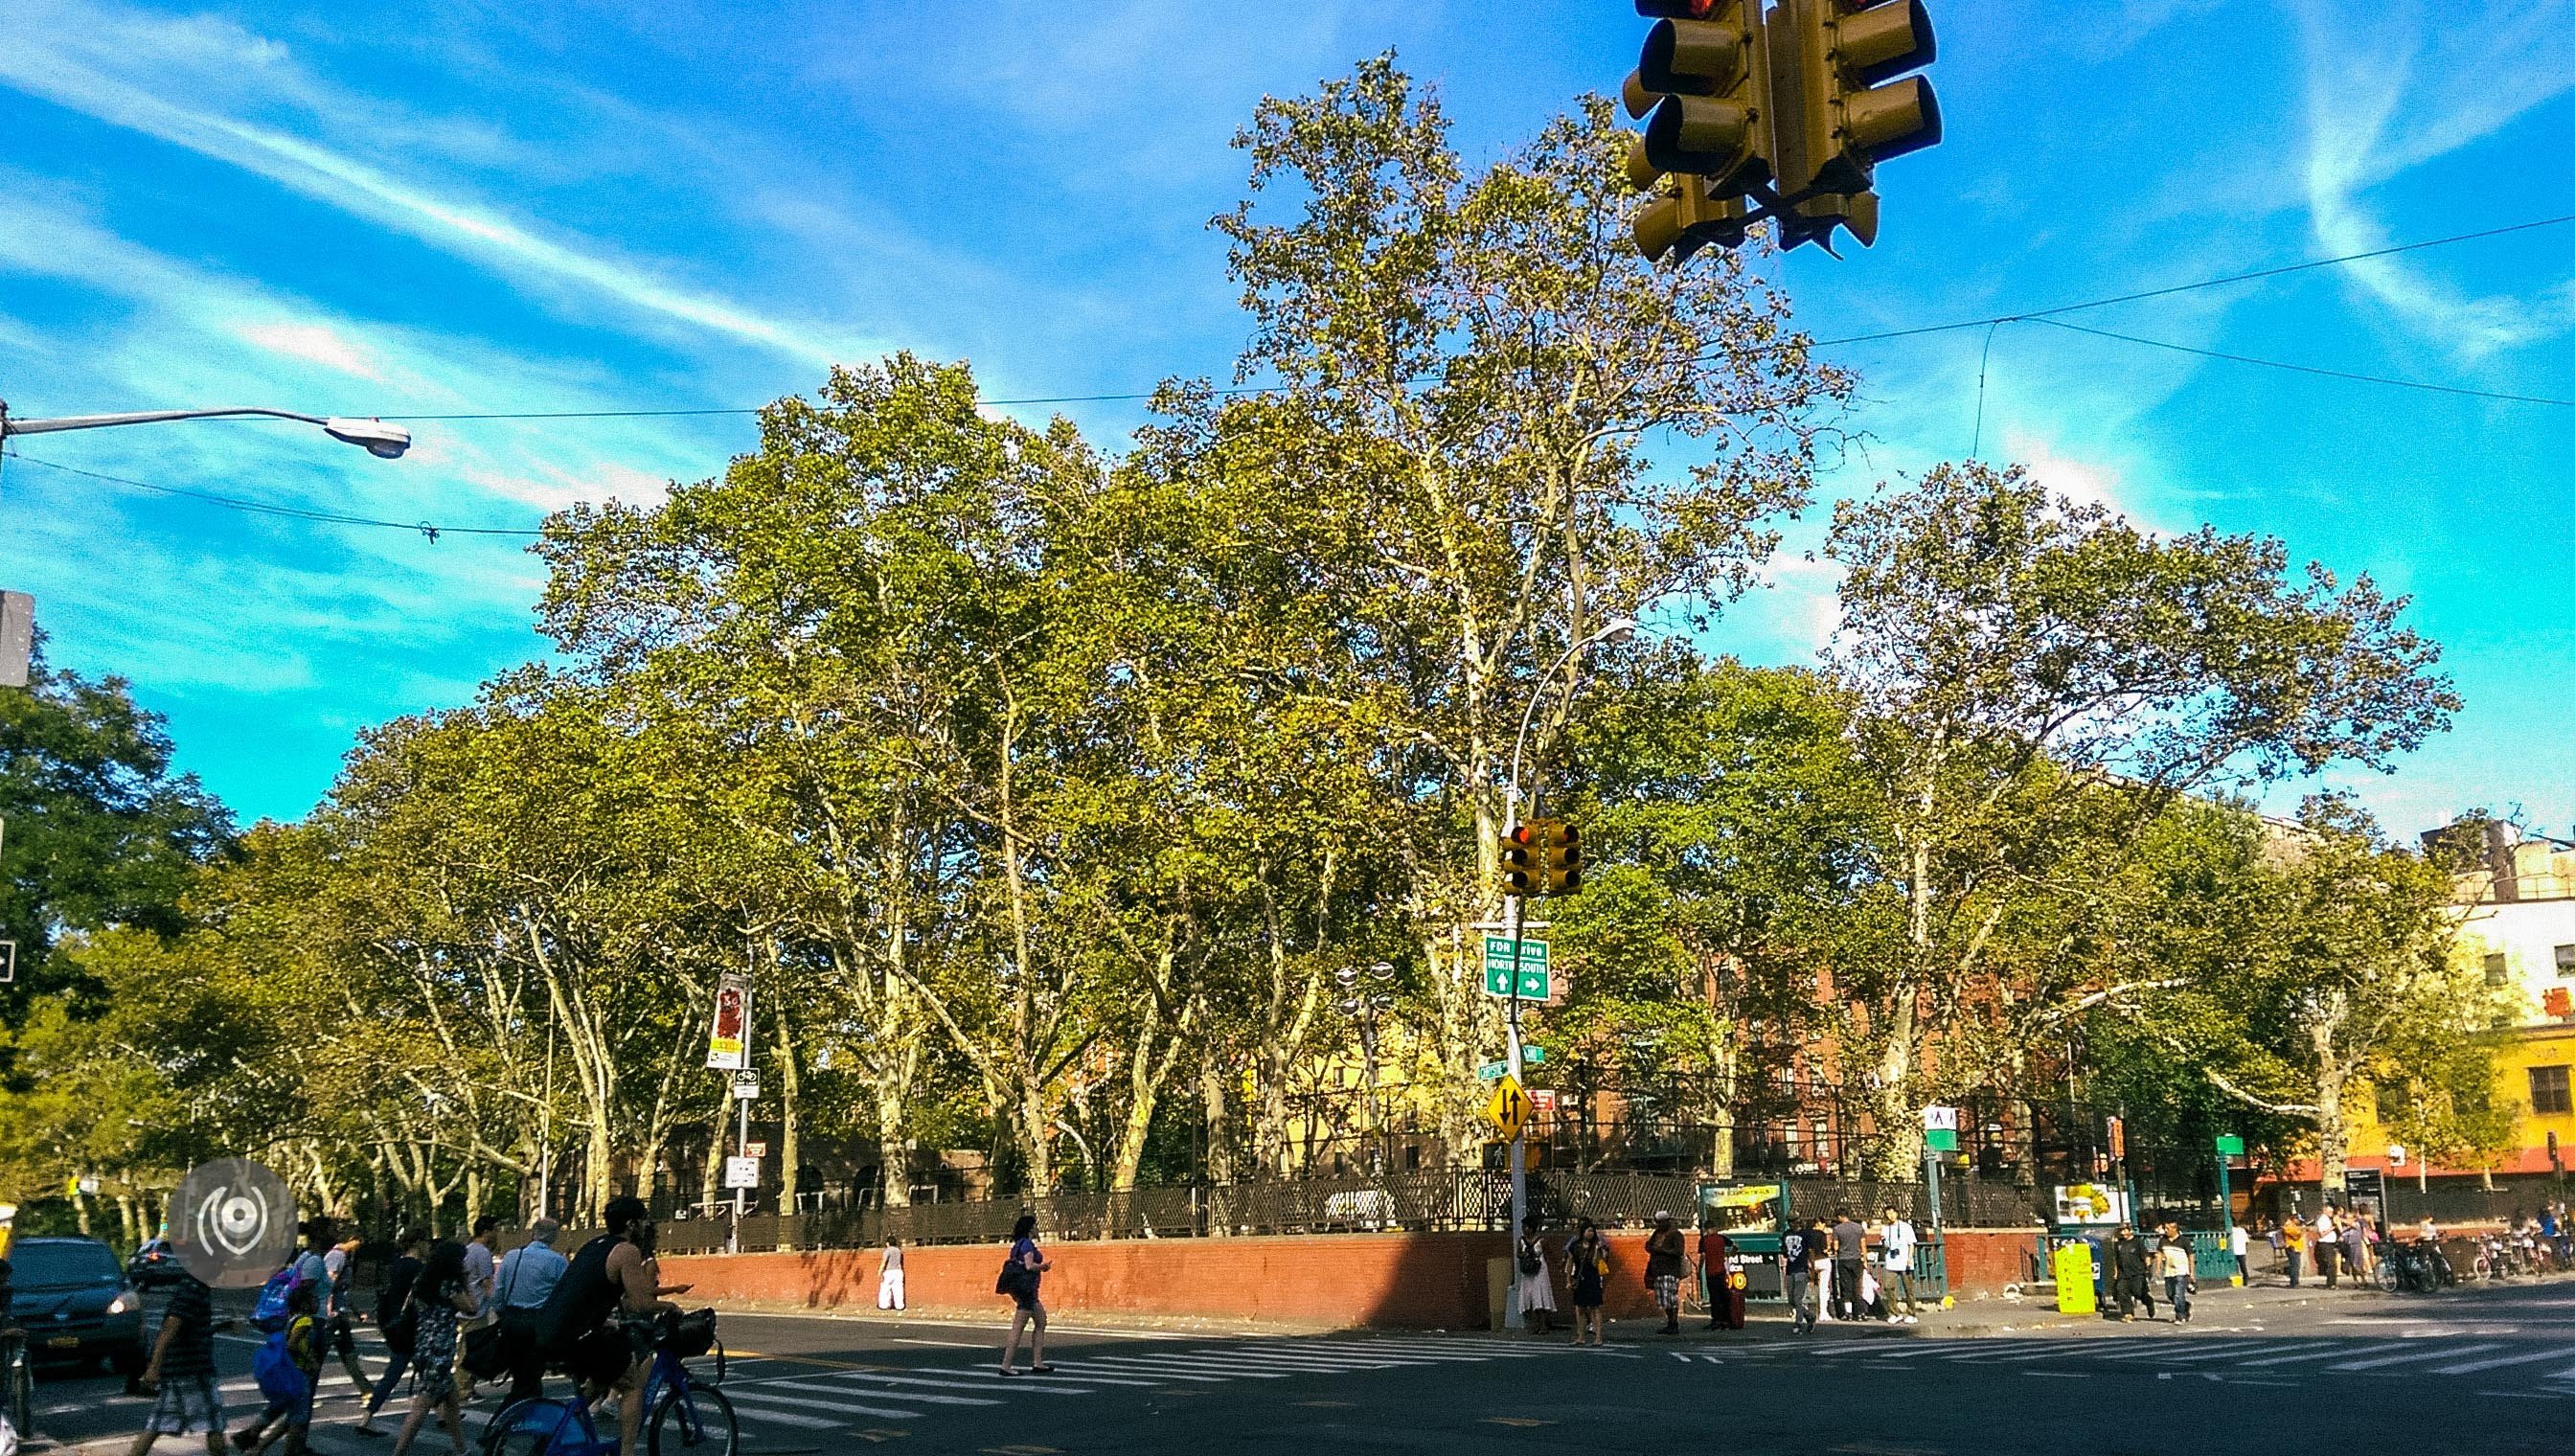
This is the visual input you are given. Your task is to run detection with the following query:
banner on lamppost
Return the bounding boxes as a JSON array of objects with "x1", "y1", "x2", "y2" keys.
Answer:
[{"x1": 704, "y1": 970, "x2": 752, "y2": 1071}]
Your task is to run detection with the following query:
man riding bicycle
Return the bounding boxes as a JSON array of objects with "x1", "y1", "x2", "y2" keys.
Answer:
[{"x1": 532, "y1": 1197, "x2": 680, "y2": 1456}]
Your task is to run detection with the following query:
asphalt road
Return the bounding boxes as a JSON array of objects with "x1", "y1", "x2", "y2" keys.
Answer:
[{"x1": 27, "y1": 1278, "x2": 2575, "y2": 1456}]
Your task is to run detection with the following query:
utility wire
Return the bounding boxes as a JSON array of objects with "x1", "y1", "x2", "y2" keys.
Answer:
[
  {"x1": 0, "y1": 449, "x2": 545, "y2": 539},
  {"x1": 2023, "y1": 318, "x2": 2575, "y2": 408},
  {"x1": 17, "y1": 212, "x2": 2575, "y2": 541},
  {"x1": 369, "y1": 211, "x2": 2575, "y2": 423}
]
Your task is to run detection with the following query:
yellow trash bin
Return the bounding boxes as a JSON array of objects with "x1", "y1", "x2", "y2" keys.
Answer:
[{"x1": 2053, "y1": 1240, "x2": 2098, "y2": 1315}]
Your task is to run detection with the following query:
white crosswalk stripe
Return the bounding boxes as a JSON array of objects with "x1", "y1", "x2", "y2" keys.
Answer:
[
  {"x1": 1079, "y1": 1354, "x2": 1286, "y2": 1378},
  {"x1": 722, "y1": 1396, "x2": 898, "y2": 1427},
  {"x1": 2329, "y1": 1342, "x2": 2502, "y2": 1371},
  {"x1": 771, "y1": 1376, "x2": 1004, "y2": 1408},
  {"x1": 811, "y1": 1369, "x2": 1096, "y2": 1397},
  {"x1": 2432, "y1": 1348, "x2": 2572, "y2": 1376},
  {"x1": 1051, "y1": 1357, "x2": 1241, "y2": 1381},
  {"x1": 2235, "y1": 1341, "x2": 2413, "y2": 1368}
]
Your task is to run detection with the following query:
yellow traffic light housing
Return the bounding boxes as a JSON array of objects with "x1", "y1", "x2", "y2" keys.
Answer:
[
  {"x1": 1633, "y1": 174, "x2": 1750, "y2": 265},
  {"x1": 1769, "y1": 0, "x2": 1941, "y2": 251},
  {"x1": 1623, "y1": 0, "x2": 1774, "y2": 263},
  {"x1": 1504, "y1": 820, "x2": 1584, "y2": 897}
]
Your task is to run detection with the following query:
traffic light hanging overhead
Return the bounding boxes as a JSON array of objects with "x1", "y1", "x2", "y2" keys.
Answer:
[
  {"x1": 1769, "y1": 0, "x2": 1941, "y2": 251},
  {"x1": 1623, "y1": 1, "x2": 1773, "y2": 263},
  {"x1": 1620, "y1": 0, "x2": 1941, "y2": 261}
]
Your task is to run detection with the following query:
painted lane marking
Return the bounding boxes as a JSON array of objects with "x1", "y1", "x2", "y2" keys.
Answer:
[{"x1": 2328, "y1": 1342, "x2": 2502, "y2": 1371}]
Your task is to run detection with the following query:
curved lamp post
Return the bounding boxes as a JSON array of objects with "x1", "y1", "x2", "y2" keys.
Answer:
[
  {"x1": 0, "y1": 403, "x2": 411, "y2": 459},
  {"x1": 1497, "y1": 615, "x2": 1637, "y2": 1328}
]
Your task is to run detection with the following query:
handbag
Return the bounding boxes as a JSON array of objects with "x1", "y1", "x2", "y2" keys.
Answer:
[
  {"x1": 461, "y1": 1319, "x2": 509, "y2": 1380},
  {"x1": 995, "y1": 1258, "x2": 1031, "y2": 1297}
]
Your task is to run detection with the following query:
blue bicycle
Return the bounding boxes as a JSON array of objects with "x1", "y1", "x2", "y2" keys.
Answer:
[{"x1": 478, "y1": 1309, "x2": 737, "y2": 1456}]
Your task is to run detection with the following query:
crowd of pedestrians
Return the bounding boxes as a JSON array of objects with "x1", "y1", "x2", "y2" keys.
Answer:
[
  {"x1": 129, "y1": 1203, "x2": 691, "y2": 1456},
  {"x1": 1497, "y1": 1204, "x2": 1931, "y2": 1342}
]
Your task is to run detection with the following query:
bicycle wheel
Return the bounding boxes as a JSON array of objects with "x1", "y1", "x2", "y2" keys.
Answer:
[
  {"x1": 7, "y1": 1351, "x2": 30, "y2": 1436},
  {"x1": 479, "y1": 1397, "x2": 584, "y2": 1456},
  {"x1": 649, "y1": 1384, "x2": 738, "y2": 1456}
]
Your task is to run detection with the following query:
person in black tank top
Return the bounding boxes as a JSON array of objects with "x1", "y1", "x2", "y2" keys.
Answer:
[{"x1": 537, "y1": 1230, "x2": 624, "y2": 1354}]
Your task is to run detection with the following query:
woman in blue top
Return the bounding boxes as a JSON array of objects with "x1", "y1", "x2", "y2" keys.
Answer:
[{"x1": 997, "y1": 1215, "x2": 1054, "y2": 1376}]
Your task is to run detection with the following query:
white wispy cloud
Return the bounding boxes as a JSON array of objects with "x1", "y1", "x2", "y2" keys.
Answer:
[
  {"x1": 0, "y1": 0, "x2": 863, "y2": 368},
  {"x1": 2292, "y1": 0, "x2": 2575, "y2": 357}
]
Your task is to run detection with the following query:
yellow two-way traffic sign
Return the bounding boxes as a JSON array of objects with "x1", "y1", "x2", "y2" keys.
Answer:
[{"x1": 1486, "y1": 1075, "x2": 1532, "y2": 1141}]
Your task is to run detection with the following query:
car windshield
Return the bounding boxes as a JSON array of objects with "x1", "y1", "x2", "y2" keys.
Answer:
[{"x1": 12, "y1": 1242, "x2": 123, "y2": 1285}]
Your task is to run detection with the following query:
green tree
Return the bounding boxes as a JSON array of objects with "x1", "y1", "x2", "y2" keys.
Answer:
[
  {"x1": 0, "y1": 641, "x2": 235, "y2": 1004},
  {"x1": 1164, "y1": 57, "x2": 1853, "y2": 1152},
  {"x1": 1547, "y1": 652, "x2": 1878, "y2": 1174},
  {"x1": 1822, "y1": 461, "x2": 2457, "y2": 1174}
]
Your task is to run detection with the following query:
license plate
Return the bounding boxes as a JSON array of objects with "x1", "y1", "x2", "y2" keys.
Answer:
[{"x1": 46, "y1": 1334, "x2": 80, "y2": 1349}]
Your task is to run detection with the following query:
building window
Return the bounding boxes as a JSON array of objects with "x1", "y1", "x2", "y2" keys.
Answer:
[
  {"x1": 2556, "y1": 944, "x2": 2575, "y2": 978},
  {"x1": 2532, "y1": 1066, "x2": 2573, "y2": 1117},
  {"x1": 2487, "y1": 952, "x2": 2510, "y2": 987}
]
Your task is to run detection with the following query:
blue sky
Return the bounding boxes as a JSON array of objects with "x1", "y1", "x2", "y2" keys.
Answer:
[{"x1": 2, "y1": 0, "x2": 2572, "y2": 833}]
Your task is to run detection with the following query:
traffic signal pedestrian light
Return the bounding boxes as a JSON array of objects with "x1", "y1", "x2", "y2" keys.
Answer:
[
  {"x1": 1768, "y1": 0, "x2": 1940, "y2": 251},
  {"x1": 1503, "y1": 820, "x2": 1584, "y2": 897}
]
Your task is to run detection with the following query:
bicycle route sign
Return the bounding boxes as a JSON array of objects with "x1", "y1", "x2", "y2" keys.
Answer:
[{"x1": 1481, "y1": 935, "x2": 1550, "y2": 1000}]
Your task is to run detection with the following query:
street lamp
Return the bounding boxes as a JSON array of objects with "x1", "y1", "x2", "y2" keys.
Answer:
[
  {"x1": 1506, "y1": 617, "x2": 1637, "y2": 825},
  {"x1": 0, "y1": 403, "x2": 412, "y2": 459},
  {"x1": 1498, "y1": 614, "x2": 1637, "y2": 1329},
  {"x1": 1338, "y1": 961, "x2": 1400, "y2": 1175}
]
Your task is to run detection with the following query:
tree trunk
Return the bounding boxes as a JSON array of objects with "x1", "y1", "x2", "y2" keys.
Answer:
[
  {"x1": 875, "y1": 1083, "x2": 912, "y2": 1208},
  {"x1": 2312, "y1": 1020, "x2": 2350, "y2": 1200},
  {"x1": 773, "y1": 993, "x2": 802, "y2": 1214},
  {"x1": 699, "y1": 1107, "x2": 727, "y2": 1216}
]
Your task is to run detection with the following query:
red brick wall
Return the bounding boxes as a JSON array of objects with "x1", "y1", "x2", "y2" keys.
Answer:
[
  {"x1": 1936, "y1": 1229, "x2": 2043, "y2": 1295},
  {"x1": 665, "y1": 1226, "x2": 2049, "y2": 1330},
  {"x1": 667, "y1": 1233, "x2": 1516, "y2": 1330}
]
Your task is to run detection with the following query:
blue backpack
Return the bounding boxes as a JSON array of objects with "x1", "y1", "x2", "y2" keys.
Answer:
[
  {"x1": 250, "y1": 1263, "x2": 308, "y2": 1333},
  {"x1": 251, "y1": 1323, "x2": 311, "y2": 1407}
]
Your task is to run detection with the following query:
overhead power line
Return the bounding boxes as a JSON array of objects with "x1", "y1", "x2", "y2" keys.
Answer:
[
  {"x1": 11, "y1": 210, "x2": 2572, "y2": 542},
  {"x1": 1, "y1": 450, "x2": 545, "y2": 539},
  {"x1": 2023, "y1": 318, "x2": 2575, "y2": 408},
  {"x1": 369, "y1": 211, "x2": 2575, "y2": 423}
]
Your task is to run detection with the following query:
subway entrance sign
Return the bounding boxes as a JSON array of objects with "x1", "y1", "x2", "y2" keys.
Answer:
[{"x1": 1483, "y1": 935, "x2": 1550, "y2": 999}]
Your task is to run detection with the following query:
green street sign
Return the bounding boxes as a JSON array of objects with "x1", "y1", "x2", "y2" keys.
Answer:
[
  {"x1": 1925, "y1": 1128, "x2": 1958, "y2": 1152},
  {"x1": 1524, "y1": 1045, "x2": 1545, "y2": 1065},
  {"x1": 1481, "y1": 935, "x2": 1551, "y2": 1000},
  {"x1": 1478, "y1": 1059, "x2": 1510, "y2": 1081},
  {"x1": 2215, "y1": 1134, "x2": 2245, "y2": 1157}
]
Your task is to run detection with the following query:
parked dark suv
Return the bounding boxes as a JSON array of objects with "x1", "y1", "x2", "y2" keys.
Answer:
[{"x1": 7, "y1": 1238, "x2": 146, "y2": 1376}]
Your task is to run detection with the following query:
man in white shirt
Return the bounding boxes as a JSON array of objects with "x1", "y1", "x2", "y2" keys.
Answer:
[
  {"x1": 2228, "y1": 1221, "x2": 2249, "y2": 1285},
  {"x1": 1878, "y1": 1204, "x2": 1922, "y2": 1323},
  {"x1": 2313, "y1": 1206, "x2": 2341, "y2": 1287},
  {"x1": 454, "y1": 1214, "x2": 501, "y2": 1389}
]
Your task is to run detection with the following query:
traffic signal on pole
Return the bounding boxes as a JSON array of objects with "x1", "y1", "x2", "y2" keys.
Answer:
[
  {"x1": 1768, "y1": 0, "x2": 1941, "y2": 251},
  {"x1": 1504, "y1": 820, "x2": 1584, "y2": 897},
  {"x1": 1622, "y1": 1, "x2": 1774, "y2": 262}
]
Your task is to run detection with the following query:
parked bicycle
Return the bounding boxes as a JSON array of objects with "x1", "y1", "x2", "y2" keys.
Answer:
[
  {"x1": 2379, "y1": 1240, "x2": 2448, "y2": 1293},
  {"x1": 479, "y1": 1308, "x2": 735, "y2": 1456}
]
